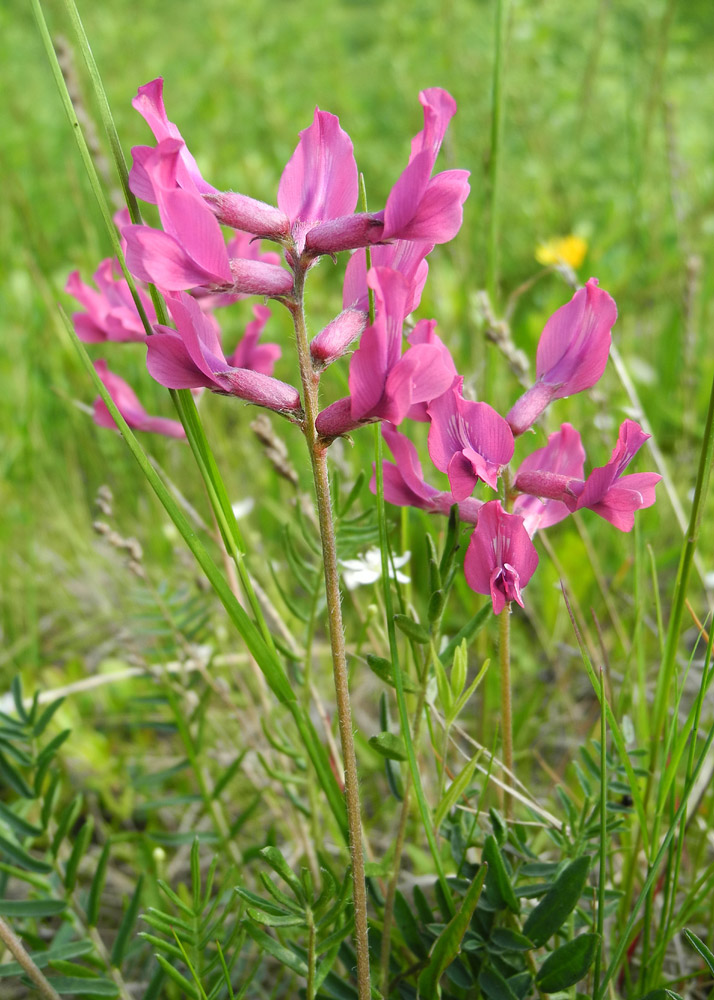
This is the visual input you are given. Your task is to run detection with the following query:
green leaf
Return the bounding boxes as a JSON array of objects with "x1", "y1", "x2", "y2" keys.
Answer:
[
  {"x1": 428, "y1": 589, "x2": 446, "y2": 625},
  {"x1": 87, "y1": 843, "x2": 111, "y2": 927},
  {"x1": 246, "y1": 906, "x2": 304, "y2": 928},
  {"x1": 394, "y1": 891, "x2": 429, "y2": 959},
  {"x1": 47, "y1": 977, "x2": 119, "y2": 996},
  {"x1": 109, "y1": 875, "x2": 143, "y2": 967},
  {"x1": 490, "y1": 928, "x2": 534, "y2": 952},
  {"x1": 0, "y1": 752, "x2": 34, "y2": 799},
  {"x1": 439, "y1": 604, "x2": 491, "y2": 664},
  {"x1": 0, "y1": 899, "x2": 67, "y2": 917},
  {"x1": 683, "y1": 928, "x2": 714, "y2": 976},
  {"x1": 0, "y1": 801, "x2": 42, "y2": 839},
  {"x1": 365, "y1": 655, "x2": 419, "y2": 693},
  {"x1": 394, "y1": 613, "x2": 430, "y2": 644},
  {"x1": 522, "y1": 856, "x2": 591, "y2": 946},
  {"x1": 65, "y1": 819, "x2": 94, "y2": 891},
  {"x1": 11, "y1": 677, "x2": 27, "y2": 722},
  {"x1": 153, "y1": 954, "x2": 199, "y2": 999},
  {"x1": 0, "y1": 834, "x2": 51, "y2": 874},
  {"x1": 483, "y1": 836, "x2": 520, "y2": 914},
  {"x1": 479, "y1": 966, "x2": 520, "y2": 1000},
  {"x1": 243, "y1": 924, "x2": 309, "y2": 977},
  {"x1": 33, "y1": 698, "x2": 65, "y2": 738},
  {"x1": 0, "y1": 940, "x2": 93, "y2": 977},
  {"x1": 368, "y1": 732, "x2": 408, "y2": 761},
  {"x1": 260, "y1": 846, "x2": 305, "y2": 901},
  {"x1": 636, "y1": 991, "x2": 684, "y2": 1000},
  {"x1": 52, "y1": 795, "x2": 83, "y2": 857},
  {"x1": 434, "y1": 755, "x2": 480, "y2": 829},
  {"x1": 536, "y1": 933, "x2": 599, "y2": 992},
  {"x1": 417, "y1": 864, "x2": 487, "y2": 998}
]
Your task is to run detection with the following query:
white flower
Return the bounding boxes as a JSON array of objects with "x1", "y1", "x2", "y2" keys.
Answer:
[
  {"x1": 340, "y1": 548, "x2": 411, "y2": 591},
  {"x1": 231, "y1": 498, "x2": 255, "y2": 519}
]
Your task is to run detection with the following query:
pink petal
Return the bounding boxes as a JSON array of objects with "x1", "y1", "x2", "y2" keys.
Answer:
[
  {"x1": 379, "y1": 342, "x2": 456, "y2": 424},
  {"x1": 278, "y1": 109, "x2": 358, "y2": 226},
  {"x1": 343, "y1": 241, "x2": 433, "y2": 313},
  {"x1": 315, "y1": 396, "x2": 364, "y2": 437},
  {"x1": 132, "y1": 78, "x2": 215, "y2": 195},
  {"x1": 536, "y1": 278, "x2": 617, "y2": 396},
  {"x1": 385, "y1": 170, "x2": 470, "y2": 243},
  {"x1": 123, "y1": 224, "x2": 229, "y2": 291},
  {"x1": 146, "y1": 332, "x2": 218, "y2": 390}
]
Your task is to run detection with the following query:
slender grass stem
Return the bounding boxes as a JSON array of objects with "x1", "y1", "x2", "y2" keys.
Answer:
[
  {"x1": 380, "y1": 652, "x2": 430, "y2": 996},
  {"x1": 593, "y1": 668, "x2": 607, "y2": 995},
  {"x1": 486, "y1": 0, "x2": 509, "y2": 307},
  {"x1": 499, "y1": 603, "x2": 513, "y2": 820},
  {"x1": 290, "y1": 265, "x2": 371, "y2": 1000},
  {"x1": 0, "y1": 917, "x2": 63, "y2": 1000}
]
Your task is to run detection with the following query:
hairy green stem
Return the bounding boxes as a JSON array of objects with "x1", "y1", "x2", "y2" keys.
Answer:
[
  {"x1": 0, "y1": 917, "x2": 63, "y2": 1000},
  {"x1": 290, "y1": 264, "x2": 371, "y2": 1000}
]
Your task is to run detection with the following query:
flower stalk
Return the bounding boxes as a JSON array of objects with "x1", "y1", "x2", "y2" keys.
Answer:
[{"x1": 289, "y1": 263, "x2": 371, "y2": 1000}]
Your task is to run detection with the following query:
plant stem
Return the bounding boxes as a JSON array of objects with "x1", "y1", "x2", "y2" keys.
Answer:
[
  {"x1": 0, "y1": 917, "x2": 63, "y2": 1000},
  {"x1": 379, "y1": 656, "x2": 430, "y2": 996},
  {"x1": 487, "y1": 0, "x2": 509, "y2": 308},
  {"x1": 499, "y1": 603, "x2": 513, "y2": 821},
  {"x1": 290, "y1": 265, "x2": 371, "y2": 1000}
]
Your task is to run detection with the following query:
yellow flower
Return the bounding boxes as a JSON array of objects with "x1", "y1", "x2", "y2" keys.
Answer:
[{"x1": 535, "y1": 235, "x2": 588, "y2": 270}]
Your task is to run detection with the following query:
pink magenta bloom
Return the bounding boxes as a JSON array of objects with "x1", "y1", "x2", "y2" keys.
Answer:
[
  {"x1": 66, "y1": 260, "x2": 155, "y2": 342},
  {"x1": 145, "y1": 292, "x2": 302, "y2": 416},
  {"x1": 315, "y1": 267, "x2": 456, "y2": 436},
  {"x1": 206, "y1": 107, "x2": 365, "y2": 256},
  {"x1": 464, "y1": 501, "x2": 539, "y2": 614},
  {"x1": 380, "y1": 88, "x2": 470, "y2": 245},
  {"x1": 226, "y1": 304, "x2": 281, "y2": 375},
  {"x1": 125, "y1": 140, "x2": 293, "y2": 297},
  {"x1": 343, "y1": 240, "x2": 433, "y2": 316},
  {"x1": 427, "y1": 379, "x2": 514, "y2": 499},
  {"x1": 208, "y1": 89, "x2": 468, "y2": 257},
  {"x1": 92, "y1": 360, "x2": 185, "y2": 439},
  {"x1": 512, "y1": 423, "x2": 585, "y2": 536},
  {"x1": 507, "y1": 279, "x2": 617, "y2": 435},
  {"x1": 371, "y1": 424, "x2": 482, "y2": 523},
  {"x1": 567, "y1": 419, "x2": 661, "y2": 531}
]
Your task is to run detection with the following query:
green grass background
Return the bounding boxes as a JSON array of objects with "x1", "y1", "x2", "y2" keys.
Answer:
[{"x1": 2, "y1": 0, "x2": 714, "y2": 762}]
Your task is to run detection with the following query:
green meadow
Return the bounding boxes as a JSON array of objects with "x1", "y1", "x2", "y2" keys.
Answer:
[{"x1": 1, "y1": 0, "x2": 714, "y2": 997}]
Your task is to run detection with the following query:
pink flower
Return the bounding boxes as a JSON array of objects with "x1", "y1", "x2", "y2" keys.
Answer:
[
  {"x1": 343, "y1": 240, "x2": 433, "y2": 317},
  {"x1": 145, "y1": 292, "x2": 302, "y2": 416},
  {"x1": 379, "y1": 88, "x2": 470, "y2": 245},
  {"x1": 567, "y1": 419, "x2": 661, "y2": 531},
  {"x1": 129, "y1": 78, "x2": 216, "y2": 202},
  {"x1": 371, "y1": 424, "x2": 481, "y2": 523},
  {"x1": 66, "y1": 259, "x2": 155, "y2": 342},
  {"x1": 124, "y1": 140, "x2": 293, "y2": 297},
  {"x1": 315, "y1": 268, "x2": 456, "y2": 436},
  {"x1": 226, "y1": 304, "x2": 281, "y2": 375},
  {"x1": 208, "y1": 89, "x2": 468, "y2": 258},
  {"x1": 512, "y1": 423, "x2": 585, "y2": 536},
  {"x1": 464, "y1": 501, "x2": 539, "y2": 614},
  {"x1": 92, "y1": 360, "x2": 185, "y2": 438},
  {"x1": 506, "y1": 279, "x2": 617, "y2": 436},
  {"x1": 427, "y1": 379, "x2": 514, "y2": 499},
  {"x1": 206, "y1": 107, "x2": 367, "y2": 257}
]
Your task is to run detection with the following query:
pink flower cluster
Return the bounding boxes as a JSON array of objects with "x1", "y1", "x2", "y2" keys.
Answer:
[{"x1": 67, "y1": 80, "x2": 660, "y2": 615}]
